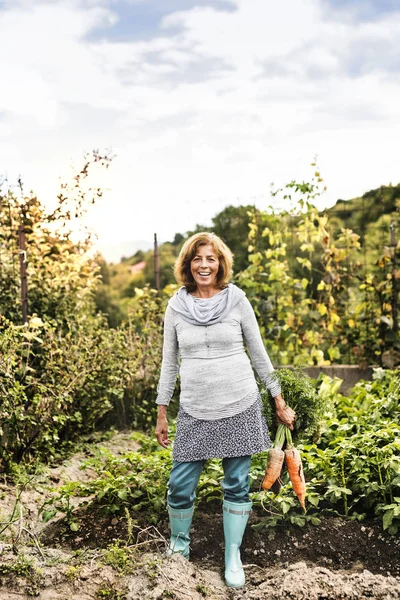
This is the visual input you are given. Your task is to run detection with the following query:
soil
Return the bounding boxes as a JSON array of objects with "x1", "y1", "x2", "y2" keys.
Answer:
[
  {"x1": 192, "y1": 507, "x2": 400, "y2": 577},
  {"x1": 0, "y1": 431, "x2": 399, "y2": 600}
]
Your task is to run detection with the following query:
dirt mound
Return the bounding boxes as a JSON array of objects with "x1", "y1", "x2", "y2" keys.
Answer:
[
  {"x1": 1, "y1": 550, "x2": 398, "y2": 600},
  {"x1": 127, "y1": 554, "x2": 400, "y2": 600}
]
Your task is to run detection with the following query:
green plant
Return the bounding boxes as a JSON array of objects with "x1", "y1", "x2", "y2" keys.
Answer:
[
  {"x1": 64, "y1": 565, "x2": 82, "y2": 581},
  {"x1": 40, "y1": 444, "x2": 172, "y2": 525},
  {"x1": 96, "y1": 582, "x2": 128, "y2": 600},
  {"x1": 0, "y1": 554, "x2": 34, "y2": 577},
  {"x1": 40, "y1": 481, "x2": 86, "y2": 531},
  {"x1": 236, "y1": 168, "x2": 400, "y2": 367},
  {"x1": 252, "y1": 370, "x2": 400, "y2": 532},
  {"x1": 196, "y1": 583, "x2": 210, "y2": 597},
  {"x1": 102, "y1": 542, "x2": 133, "y2": 574},
  {"x1": 38, "y1": 372, "x2": 400, "y2": 538},
  {"x1": 262, "y1": 367, "x2": 330, "y2": 442}
]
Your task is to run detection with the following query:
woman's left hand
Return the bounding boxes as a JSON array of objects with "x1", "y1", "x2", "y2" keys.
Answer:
[{"x1": 274, "y1": 395, "x2": 296, "y2": 430}]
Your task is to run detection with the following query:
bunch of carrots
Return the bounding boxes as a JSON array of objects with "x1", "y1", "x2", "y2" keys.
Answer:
[{"x1": 262, "y1": 423, "x2": 306, "y2": 511}]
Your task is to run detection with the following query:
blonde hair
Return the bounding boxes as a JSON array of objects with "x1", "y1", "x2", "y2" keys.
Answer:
[{"x1": 174, "y1": 232, "x2": 233, "y2": 292}]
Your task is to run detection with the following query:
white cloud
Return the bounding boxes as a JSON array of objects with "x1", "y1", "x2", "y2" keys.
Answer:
[{"x1": 1, "y1": 0, "x2": 400, "y2": 256}]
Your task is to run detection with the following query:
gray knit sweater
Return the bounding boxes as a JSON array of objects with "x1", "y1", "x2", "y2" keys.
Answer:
[{"x1": 156, "y1": 296, "x2": 282, "y2": 420}]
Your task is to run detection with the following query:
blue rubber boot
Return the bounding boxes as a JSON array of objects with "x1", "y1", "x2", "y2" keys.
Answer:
[
  {"x1": 223, "y1": 500, "x2": 252, "y2": 588},
  {"x1": 167, "y1": 505, "x2": 194, "y2": 559}
]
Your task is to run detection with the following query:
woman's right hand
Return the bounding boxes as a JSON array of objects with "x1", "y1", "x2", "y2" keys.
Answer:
[{"x1": 155, "y1": 406, "x2": 171, "y2": 448}]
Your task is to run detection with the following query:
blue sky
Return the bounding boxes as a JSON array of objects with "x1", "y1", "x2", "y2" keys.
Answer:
[
  {"x1": 0, "y1": 0, "x2": 399, "y2": 260},
  {"x1": 86, "y1": 0, "x2": 236, "y2": 42},
  {"x1": 326, "y1": 0, "x2": 400, "y2": 20}
]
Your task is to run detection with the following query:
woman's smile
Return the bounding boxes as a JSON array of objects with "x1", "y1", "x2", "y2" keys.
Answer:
[{"x1": 190, "y1": 244, "x2": 220, "y2": 293}]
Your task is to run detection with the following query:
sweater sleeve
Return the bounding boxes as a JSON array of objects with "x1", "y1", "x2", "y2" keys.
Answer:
[
  {"x1": 156, "y1": 305, "x2": 179, "y2": 406},
  {"x1": 240, "y1": 297, "x2": 282, "y2": 398}
]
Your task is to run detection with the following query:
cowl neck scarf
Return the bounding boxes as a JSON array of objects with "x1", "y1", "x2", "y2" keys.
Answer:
[{"x1": 168, "y1": 283, "x2": 245, "y2": 326}]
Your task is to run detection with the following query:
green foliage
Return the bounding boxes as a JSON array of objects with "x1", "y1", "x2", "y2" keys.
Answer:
[
  {"x1": 41, "y1": 444, "x2": 173, "y2": 523},
  {"x1": 96, "y1": 581, "x2": 128, "y2": 600},
  {"x1": 331, "y1": 184, "x2": 400, "y2": 242},
  {"x1": 0, "y1": 554, "x2": 35, "y2": 577},
  {"x1": 334, "y1": 367, "x2": 400, "y2": 423},
  {"x1": 0, "y1": 152, "x2": 110, "y2": 327},
  {"x1": 102, "y1": 542, "x2": 133, "y2": 574},
  {"x1": 0, "y1": 153, "x2": 171, "y2": 471},
  {"x1": 0, "y1": 284, "x2": 167, "y2": 469},
  {"x1": 262, "y1": 368, "x2": 329, "y2": 442},
  {"x1": 93, "y1": 171, "x2": 399, "y2": 368},
  {"x1": 40, "y1": 371, "x2": 400, "y2": 537},
  {"x1": 97, "y1": 242, "x2": 180, "y2": 320},
  {"x1": 114, "y1": 287, "x2": 168, "y2": 430},
  {"x1": 0, "y1": 153, "x2": 124, "y2": 469},
  {"x1": 253, "y1": 369, "x2": 400, "y2": 534},
  {"x1": 195, "y1": 583, "x2": 210, "y2": 597},
  {"x1": 236, "y1": 168, "x2": 400, "y2": 367},
  {"x1": 0, "y1": 312, "x2": 125, "y2": 468}
]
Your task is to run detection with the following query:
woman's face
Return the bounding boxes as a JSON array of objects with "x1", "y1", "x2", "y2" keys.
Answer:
[{"x1": 190, "y1": 244, "x2": 220, "y2": 291}]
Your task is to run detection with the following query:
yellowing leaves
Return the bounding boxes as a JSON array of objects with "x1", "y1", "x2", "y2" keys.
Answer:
[
  {"x1": 330, "y1": 312, "x2": 340, "y2": 325},
  {"x1": 29, "y1": 316, "x2": 44, "y2": 329},
  {"x1": 296, "y1": 257, "x2": 312, "y2": 271},
  {"x1": 311, "y1": 348, "x2": 330, "y2": 365},
  {"x1": 300, "y1": 242, "x2": 314, "y2": 253},
  {"x1": 325, "y1": 311, "x2": 340, "y2": 332},
  {"x1": 286, "y1": 314, "x2": 295, "y2": 328},
  {"x1": 304, "y1": 330, "x2": 324, "y2": 346},
  {"x1": 328, "y1": 346, "x2": 341, "y2": 361},
  {"x1": 269, "y1": 262, "x2": 288, "y2": 281}
]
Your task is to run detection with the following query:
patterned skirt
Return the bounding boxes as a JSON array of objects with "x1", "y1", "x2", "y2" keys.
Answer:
[{"x1": 172, "y1": 393, "x2": 271, "y2": 462}]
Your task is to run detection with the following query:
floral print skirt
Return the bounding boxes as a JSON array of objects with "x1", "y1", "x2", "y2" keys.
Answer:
[{"x1": 172, "y1": 392, "x2": 271, "y2": 462}]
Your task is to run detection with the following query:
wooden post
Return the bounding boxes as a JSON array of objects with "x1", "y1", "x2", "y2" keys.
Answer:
[
  {"x1": 390, "y1": 221, "x2": 398, "y2": 334},
  {"x1": 18, "y1": 225, "x2": 28, "y2": 323},
  {"x1": 154, "y1": 233, "x2": 160, "y2": 293}
]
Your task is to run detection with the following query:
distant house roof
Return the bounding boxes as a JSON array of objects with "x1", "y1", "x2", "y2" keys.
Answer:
[{"x1": 129, "y1": 261, "x2": 146, "y2": 274}]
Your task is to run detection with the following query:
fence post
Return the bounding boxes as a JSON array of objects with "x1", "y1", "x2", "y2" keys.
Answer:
[
  {"x1": 154, "y1": 233, "x2": 160, "y2": 293},
  {"x1": 18, "y1": 225, "x2": 28, "y2": 323},
  {"x1": 390, "y1": 221, "x2": 398, "y2": 334}
]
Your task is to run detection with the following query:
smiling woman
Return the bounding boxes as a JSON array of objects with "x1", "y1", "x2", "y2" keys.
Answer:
[
  {"x1": 174, "y1": 232, "x2": 232, "y2": 296},
  {"x1": 190, "y1": 244, "x2": 220, "y2": 294},
  {"x1": 154, "y1": 231, "x2": 295, "y2": 589}
]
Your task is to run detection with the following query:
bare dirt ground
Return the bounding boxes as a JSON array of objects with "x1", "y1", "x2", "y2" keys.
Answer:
[{"x1": 0, "y1": 431, "x2": 399, "y2": 600}]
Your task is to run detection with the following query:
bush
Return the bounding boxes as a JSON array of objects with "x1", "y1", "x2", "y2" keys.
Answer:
[{"x1": 0, "y1": 314, "x2": 121, "y2": 468}]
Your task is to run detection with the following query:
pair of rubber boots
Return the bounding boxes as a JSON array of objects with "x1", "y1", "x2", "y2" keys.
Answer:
[{"x1": 167, "y1": 500, "x2": 252, "y2": 588}]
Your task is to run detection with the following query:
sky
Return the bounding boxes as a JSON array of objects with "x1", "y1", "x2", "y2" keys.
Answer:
[{"x1": 1, "y1": 0, "x2": 399, "y2": 260}]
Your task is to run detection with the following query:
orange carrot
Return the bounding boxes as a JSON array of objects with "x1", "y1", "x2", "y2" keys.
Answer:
[
  {"x1": 262, "y1": 424, "x2": 285, "y2": 491},
  {"x1": 284, "y1": 427, "x2": 306, "y2": 511}
]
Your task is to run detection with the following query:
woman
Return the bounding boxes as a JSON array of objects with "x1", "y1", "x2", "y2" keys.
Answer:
[{"x1": 155, "y1": 232, "x2": 295, "y2": 589}]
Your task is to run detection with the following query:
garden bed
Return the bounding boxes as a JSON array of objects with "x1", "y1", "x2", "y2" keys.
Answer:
[{"x1": 0, "y1": 427, "x2": 399, "y2": 600}]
